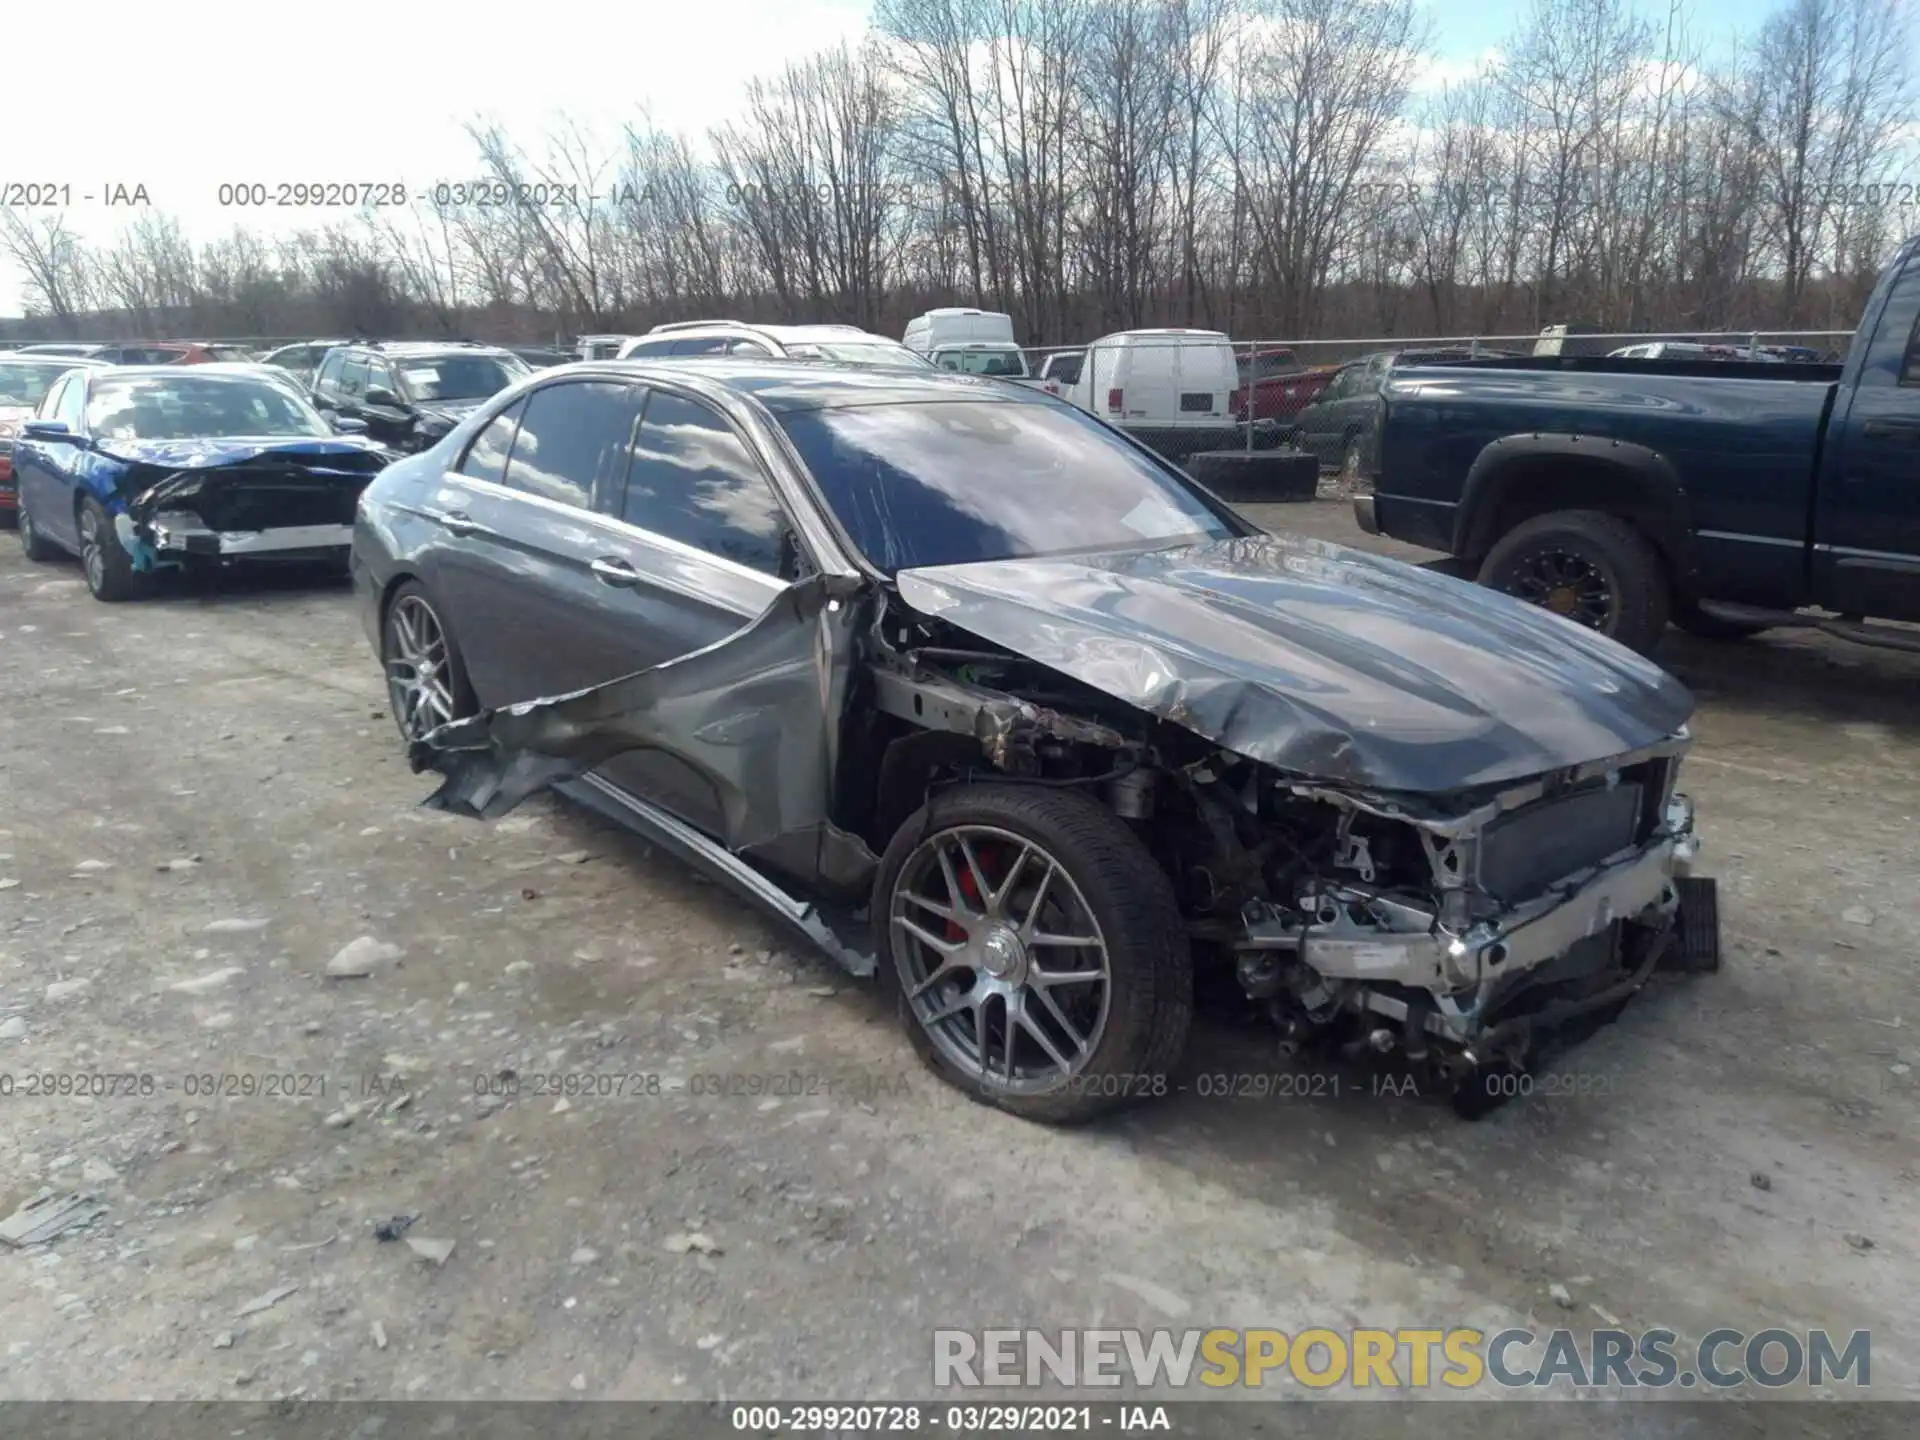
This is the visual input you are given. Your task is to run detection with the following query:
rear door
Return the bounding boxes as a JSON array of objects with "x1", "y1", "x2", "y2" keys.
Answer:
[
  {"x1": 425, "y1": 377, "x2": 646, "y2": 706},
  {"x1": 1815, "y1": 250, "x2": 1920, "y2": 621},
  {"x1": 15, "y1": 375, "x2": 86, "y2": 547}
]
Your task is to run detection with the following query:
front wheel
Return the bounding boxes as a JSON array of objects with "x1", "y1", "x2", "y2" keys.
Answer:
[
  {"x1": 77, "y1": 497, "x2": 153, "y2": 602},
  {"x1": 873, "y1": 783, "x2": 1192, "y2": 1125},
  {"x1": 1478, "y1": 510, "x2": 1670, "y2": 655}
]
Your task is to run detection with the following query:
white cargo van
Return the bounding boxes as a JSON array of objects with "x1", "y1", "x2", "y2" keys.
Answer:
[
  {"x1": 1065, "y1": 329, "x2": 1240, "y2": 430},
  {"x1": 903, "y1": 308, "x2": 1039, "y2": 383}
]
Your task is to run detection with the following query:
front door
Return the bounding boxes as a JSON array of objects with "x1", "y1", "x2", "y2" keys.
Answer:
[{"x1": 1814, "y1": 260, "x2": 1920, "y2": 621}]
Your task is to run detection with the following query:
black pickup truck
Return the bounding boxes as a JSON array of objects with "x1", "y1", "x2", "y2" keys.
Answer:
[{"x1": 1358, "y1": 233, "x2": 1920, "y2": 654}]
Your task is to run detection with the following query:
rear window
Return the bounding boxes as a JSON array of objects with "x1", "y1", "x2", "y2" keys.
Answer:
[
  {"x1": 0, "y1": 360, "x2": 77, "y2": 408},
  {"x1": 779, "y1": 400, "x2": 1232, "y2": 575},
  {"x1": 787, "y1": 341, "x2": 934, "y2": 369},
  {"x1": 937, "y1": 348, "x2": 1029, "y2": 378}
]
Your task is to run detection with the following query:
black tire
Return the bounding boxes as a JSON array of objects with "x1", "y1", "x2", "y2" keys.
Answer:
[
  {"x1": 76, "y1": 496, "x2": 153, "y2": 602},
  {"x1": 1478, "y1": 509, "x2": 1671, "y2": 655},
  {"x1": 873, "y1": 783, "x2": 1192, "y2": 1125},
  {"x1": 380, "y1": 580, "x2": 478, "y2": 745},
  {"x1": 1339, "y1": 432, "x2": 1364, "y2": 480},
  {"x1": 1672, "y1": 606, "x2": 1775, "y2": 641},
  {"x1": 17, "y1": 503, "x2": 59, "y2": 561}
]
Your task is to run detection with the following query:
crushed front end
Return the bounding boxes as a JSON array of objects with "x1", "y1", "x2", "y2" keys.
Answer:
[
  {"x1": 1172, "y1": 735, "x2": 1712, "y2": 1102},
  {"x1": 103, "y1": 445, "x2": 392, "y2": 569}
]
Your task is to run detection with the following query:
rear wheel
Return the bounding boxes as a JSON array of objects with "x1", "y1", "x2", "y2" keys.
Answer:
[
  {"x1": 1478, "y1": 509, "x2": 1670, "y2": 654},
  {"x1": 77, "y1": 497, "x2": 152, "y2": 602},
  {"x1": 17, "y1": 504, "x2": 58, "y2": 561},
  {"x1": 1339, "y1": 433, "x2": 1364, "y2": 483},
  {"x1": 381, "y1": 581, "x2": 477, "y2": 744},
  {"x1": 874, "y1": 784, "x2": 1192, "y2": 1125}
]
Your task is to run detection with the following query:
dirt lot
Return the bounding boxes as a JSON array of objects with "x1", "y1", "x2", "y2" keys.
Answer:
[{"x1": 0, "y1": 499, "x2": 1915, "y2": 1419}]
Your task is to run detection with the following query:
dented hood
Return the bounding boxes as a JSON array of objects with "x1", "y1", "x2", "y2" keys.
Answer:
[
  {"x1": 894, "y1": 534, "x2": 1694, "y2": 793},
  {"x1": 94, "y1": 435, "x2": 389, "y2": 470}
]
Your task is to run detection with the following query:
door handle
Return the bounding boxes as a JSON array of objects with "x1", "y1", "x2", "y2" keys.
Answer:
[
  {"x1": 439, "y1": 510, "x2": 483, "y2": 536},
  {"x1": 590, "y1": 556, "x2": 640, "y2": 588},
  {"x1": 1862, "y1": 419, "x2": 1920, "y2": 444}
]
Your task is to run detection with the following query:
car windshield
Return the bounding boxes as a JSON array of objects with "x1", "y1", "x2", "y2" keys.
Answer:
[
  {"x1": 0, "y1": 360, "x2": 77, "y2": 407},
  {"x1": 395, "y1": 354, "x2": 529, "y2": 402},
  {"x1": 789, "y1": 341, "x2": 933, "y2": 369},
  {"x1": 85, "y1": 375, "x2": 334, "y2": 440},
  {"x1": 779, "y1": 399, "x2": 1234, "y2": 575}
]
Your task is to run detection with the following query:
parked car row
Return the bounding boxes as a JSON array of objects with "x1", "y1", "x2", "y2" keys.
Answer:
[{"x1": 7, "y1": 338, "x2": 1722, "y2": 1123}]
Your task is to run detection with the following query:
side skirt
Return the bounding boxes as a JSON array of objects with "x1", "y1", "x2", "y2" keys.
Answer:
[{"x1": 554, "y1": 773, "x2": 876, "y2": 978}]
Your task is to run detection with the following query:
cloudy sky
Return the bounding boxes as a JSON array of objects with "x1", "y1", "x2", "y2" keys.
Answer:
[{"x1": 0, "y1": 0, "x2": 1797, "y2": 316}]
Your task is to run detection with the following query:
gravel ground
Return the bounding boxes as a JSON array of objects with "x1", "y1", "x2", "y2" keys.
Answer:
[{"x1": 0, "y1": 503, "x2": 1915, "y2": 1424}]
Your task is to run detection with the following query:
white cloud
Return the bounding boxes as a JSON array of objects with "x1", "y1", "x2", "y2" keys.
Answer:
[
  {"x1": 2, "y1": 0, "x2": 873, "y2": 314},
  {"x1": 1409, "y1": 46, "x2": 1502, "y2": 94}
]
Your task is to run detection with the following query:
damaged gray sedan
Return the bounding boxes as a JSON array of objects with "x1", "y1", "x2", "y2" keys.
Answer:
[{"x1": 353, "y1": 360, "x2": 1719, "y2": 1123}]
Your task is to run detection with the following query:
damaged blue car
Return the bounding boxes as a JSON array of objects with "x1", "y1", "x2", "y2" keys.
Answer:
[{"x1": 12, "y1": 364, "x2": 392, "y2": 601}]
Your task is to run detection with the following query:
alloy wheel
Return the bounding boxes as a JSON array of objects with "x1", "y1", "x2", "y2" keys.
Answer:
[
  {"x1": 384, "y1": 594, "x2": 457, "y2": 741},
  {"x1": 889, "y1": 824, "x2": 1113, "y2": 1097},
  {"x1": 79, "y1": 509, "x2": 106, "y2": 593},
  {"x1": 1504, "y1": 547, "x2": 1614, "y2": 629}
]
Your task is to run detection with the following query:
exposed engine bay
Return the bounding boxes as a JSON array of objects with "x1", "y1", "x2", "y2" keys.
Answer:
[{"x1": 862, "y1": 597, "x2": 1712, "y2": 1106}]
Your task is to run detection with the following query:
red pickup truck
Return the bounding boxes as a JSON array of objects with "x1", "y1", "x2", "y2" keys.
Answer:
[{"x1": 1229, "y1": 348, "x2": 1338, "y2": 422}]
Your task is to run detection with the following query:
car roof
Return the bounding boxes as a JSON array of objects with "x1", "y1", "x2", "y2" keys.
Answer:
[
  {"x1": 644, "y1": 322, "x2": 901, "y2": 344},
  {"x1": 331, "y1": 341, "x2": 515, "y2": 358},
  {"x1": 82, "y1": 362, "x2": 313, "y2": 382},
  {"x1": 557, "y1": 357, "x2": 1051, "y2": 413},
  {"x1": 1, "y1": 352, "x2": 114, "y2": 367}
]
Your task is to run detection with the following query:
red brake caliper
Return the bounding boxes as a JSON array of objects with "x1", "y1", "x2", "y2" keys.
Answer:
[{"x1": 946, "y1": 846, "x2": 991, "y2": 942}]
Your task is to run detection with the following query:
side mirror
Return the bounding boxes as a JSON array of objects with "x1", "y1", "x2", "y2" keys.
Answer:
[
  {"x1": 21, "y1": 419, "x2": 75, "y2": 442},
  {"x1": 364, "y1": 387, "x2": 404, "y2": 409},
  {"x1": 331, "y1": 415, "x2": 369, "y2": 435}
]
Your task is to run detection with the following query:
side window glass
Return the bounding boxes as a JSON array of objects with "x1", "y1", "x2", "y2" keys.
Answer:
[
  {"x1": 670, "y1": 335, "x2": 730, "y2": 356},
  {"x1": 623, "y1": 339, "x2": 676, "y2": 358},
  {"x1": 56, "y1": 377, "x2": 86, "y2": 429},
  {"x1": 366, "y1": 359, "x2": 398, "y2": 398},
  {"x1": 622, "y1": 391, "x2": 788, "y2": 576},
  {"x1": 339, "y1": 355, "x2": 369, "y2": 399},
  {"x1": 315, "y1": 351, "x2": 345, "y2": 392},
  {"x1": 456, "y1": 396, "x2": 528, "y2": 486},
  {"x1": 728, "y1": 339, "x2": 773, "y2": 357},
  {"x1": 38, "y1": 377, "x2": 69, "y2": 420},
  {"x1": 1900, "y1": 312, "x2": 1920, "y2": 387},
  {"x1": 500, "y1": 381, "x2": 640, "y2": 510}
]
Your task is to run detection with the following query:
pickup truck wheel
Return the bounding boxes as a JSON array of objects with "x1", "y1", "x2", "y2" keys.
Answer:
[
  {"x1": 874, "y1": 783, "x2": 1192, "y2": 1126},
  {"x1": 1478, "y1": 510, "x2": 1670, "y2": 654}
]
